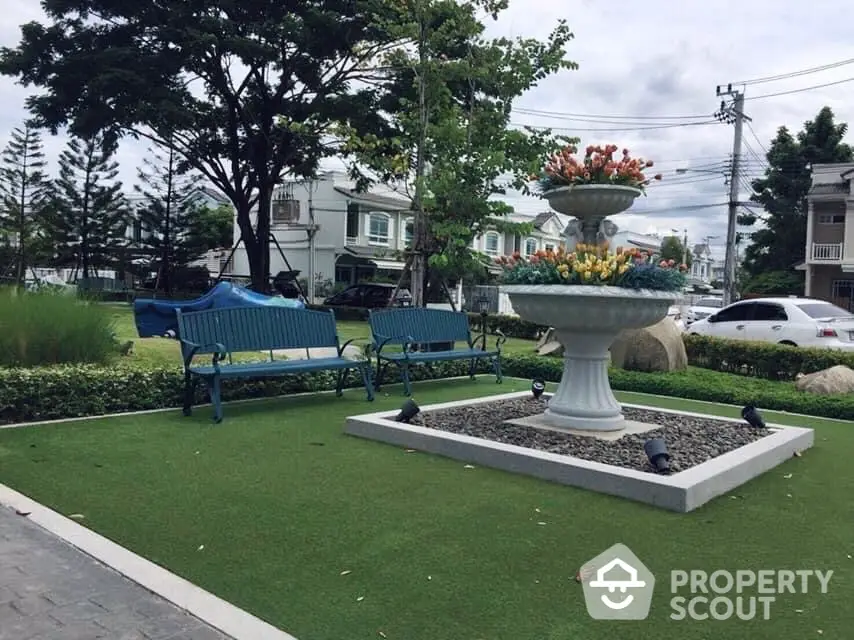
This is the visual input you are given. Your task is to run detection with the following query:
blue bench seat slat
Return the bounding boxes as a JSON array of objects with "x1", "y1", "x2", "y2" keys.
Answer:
[
  {"x1": 368, "y1": 308, "x2": 504, "y2": 396},
  {"x1": 177, "y1": 306, "x2": 373, "y2": 422}
]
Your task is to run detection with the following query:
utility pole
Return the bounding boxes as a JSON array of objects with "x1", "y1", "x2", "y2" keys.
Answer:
[
  {"x1": 306, "y1": 180, "x2": 317, "y2": 304},
  {"x1": 715, "y1": 84, "x2": 751, "y2": 306}
]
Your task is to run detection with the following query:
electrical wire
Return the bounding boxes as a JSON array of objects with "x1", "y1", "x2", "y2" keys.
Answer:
[
  {"x1": 511, "y1": 120, "x2": 721, "y2": 133},
  {"x1": 745, "y1": 76, "x2": 854, "y2": 100},
  {"x1": 728, "y1": 58, "x2": 854, "y2": 86},
  {"x1": 511, "y1": 108, "x2": 713, "y2": 125}
]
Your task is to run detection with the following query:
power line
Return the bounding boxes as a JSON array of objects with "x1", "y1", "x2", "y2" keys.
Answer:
[
  {"x1": 512, "y1": 120, "x2": 721, "y2": 133},
  {"x1": 729, "y1": 58, "x2": 854, "y2": 86},
  {"x1": 511, "y1": 107, "x2": 711, "y2": 122},
  {"x1": 745, "y1": 121, "x2": 769, "y2": 156},
  {"x1": 746, "y1": 76, "x2": 854, "y2": 100}
]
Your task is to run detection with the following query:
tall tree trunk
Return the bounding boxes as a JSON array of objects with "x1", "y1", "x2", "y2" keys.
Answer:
[
  {"x1": 237, "y1": 202, "x2": 270, "y2": 293},
  {"x1": 162, "y1": 145, "x2": 174, "y2": 294}
]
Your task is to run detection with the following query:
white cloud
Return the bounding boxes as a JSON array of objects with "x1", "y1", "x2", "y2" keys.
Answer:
[{"x1": 2, "y1": 0, "x2": 853, "y2": 254}]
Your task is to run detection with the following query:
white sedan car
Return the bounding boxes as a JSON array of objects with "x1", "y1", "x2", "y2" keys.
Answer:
[
  {"x1": 688, "y1": 297, "x2": 854, "y2": 350},
  {"x1": 685, "y1": 297, "x2": 724, "y2": 326}
]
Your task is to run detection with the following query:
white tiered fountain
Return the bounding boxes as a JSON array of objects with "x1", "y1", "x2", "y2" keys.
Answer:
[{"x1": 501, "y1": 184, "x2": 678, "y2": 433}]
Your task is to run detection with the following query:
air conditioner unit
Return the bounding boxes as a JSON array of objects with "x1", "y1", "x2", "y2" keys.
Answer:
[{"x1": 272, "y1": 199, "x2": 300, "y2": 224}]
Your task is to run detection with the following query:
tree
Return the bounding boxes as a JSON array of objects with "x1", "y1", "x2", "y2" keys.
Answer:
[
  {"x1": 48, "y1": 134, "x2": 129, "y2": 278},
  {"x1": 134, "y1": 143, "x2": 207, "y2": 293},
  {"x1": 0, "y1": 120, "x2": 50, "y2": 285},
  {"x1": 740, "y1": 106, "x2": 853, "y2": 277},
  {"x1": 0, "y1": 1, "x2": 403, "y2": 292},
  {"x1": 659, "y1": 235, "x2": 692, "y2": 267},
  {"x1": 186, "y1": 203, "x2": 234, "y2": 253},
  {"x1": 340, "y1": 0, "x2": 575, "y2": 305}
]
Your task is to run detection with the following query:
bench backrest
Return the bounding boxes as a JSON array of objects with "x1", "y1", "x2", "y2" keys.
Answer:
[
  {"x1": 368, "y1": 308, "x2": 471, "y2": 346},
  {"x1": 176, "y1": 306, "x2": 339, "y2": 357}
]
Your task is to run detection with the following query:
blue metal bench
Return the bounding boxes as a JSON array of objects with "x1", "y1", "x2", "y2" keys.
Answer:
[
  {"x1": 176, "y1": 306, "x2": 374, "y2": 422},
  {"x1": 368, "y1": 308, "x2": 504, "y2": 396}
]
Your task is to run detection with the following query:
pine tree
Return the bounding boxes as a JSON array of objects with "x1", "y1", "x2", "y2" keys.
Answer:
[
  {"x1": 48, "y1": 133, "x2": 129, "y2": 278},
  {"x1": 134, "y1": 143, "x2": 207, "y2": 293},
  {"x1": 0, "y1": 120, "x2": 50, "y2": 285}
]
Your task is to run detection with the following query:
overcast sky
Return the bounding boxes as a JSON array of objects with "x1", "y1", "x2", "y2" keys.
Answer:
[{"x1": 2, "y1": 0, "x2": 854, "y2": 260}]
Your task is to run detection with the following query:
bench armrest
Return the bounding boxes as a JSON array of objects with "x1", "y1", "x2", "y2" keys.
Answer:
[
  {"x1": 338, "y1": 338, "x2": 369, "y2": 360},
  {"x1": 181, "y1": 340, "x2": 227, "y2": 370},
  {"x1": 374, "y1": 333, "x2": 415, "y2": 357},
  {"x1": 495, "y1": 329, "x2": 507, "y2": 352}
]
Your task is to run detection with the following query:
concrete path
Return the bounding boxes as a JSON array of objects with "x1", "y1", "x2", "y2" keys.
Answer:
[
  {"x1": 0, "y1": 506, "x2": 231, "y2": 640},
  {"x1": 268, "y1": 345, "x2": 364, "y2": 360}
]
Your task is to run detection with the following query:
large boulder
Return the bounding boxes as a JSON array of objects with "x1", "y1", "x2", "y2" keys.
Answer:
[
  {"x1": 610, "y1": 318, "x2": 688, "y2": 373},
  {"x1": 795, "y1": 365, "x2": 854, "y2": 395},
  {"x1": 536, "y1": 328, "x2": 564, "y2": 356}
]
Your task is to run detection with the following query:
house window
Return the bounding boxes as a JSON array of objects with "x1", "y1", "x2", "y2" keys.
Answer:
[
  {"x1": 484, "y1": 232, "x2": 499, "y2": 255},
  {"x1": 544, "y1": 243, "x2": 555, "y2": 252},
  {"x1": 346, "y1": 203, "x2": 360, "y2": 240},
  {"x1": 272, "y1": 199, "x2": 300, "y2": 224},
  {"x1": 367, "y1": 213, "x2": 390, "y2": 245},
  {"x1": 832, "y1": 280, "x2": 854, "y2": 310},
  {"x1": 403, "y1": 218, "x2": 414, "y2": 247},
  {"x1": 525, "y1": 238, "x2": 537, "y2": 256},
  {"x1": 818, "y1": 214, "x2": 845, "y2": 225}
]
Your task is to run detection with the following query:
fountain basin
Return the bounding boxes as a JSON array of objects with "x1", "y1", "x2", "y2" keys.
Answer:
[
  {"x1": 502, "y1": 285, "x2": 677, "y2": 432},
  {"x1": 543, "y1": 184, "x2": 641, "y2": 218}
]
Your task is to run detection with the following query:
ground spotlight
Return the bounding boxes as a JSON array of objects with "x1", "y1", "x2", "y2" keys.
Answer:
[
  {"x1": 644, "y1": 438, "x2": 671, "y2": 474},
  {"x1": 531, "y1": 379, "x2": 545, "y2": 399},
  {"x1": 395, "y1": 399, "x2": 420, "y2": 423},
  {"x1": 742, "y1": 404, "x2": 765, "y2": 429}
]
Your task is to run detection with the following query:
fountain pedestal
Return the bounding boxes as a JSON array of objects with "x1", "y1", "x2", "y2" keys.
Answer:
[{"x1": 502, "y1": 183, "x2": 677, "y2": 434}]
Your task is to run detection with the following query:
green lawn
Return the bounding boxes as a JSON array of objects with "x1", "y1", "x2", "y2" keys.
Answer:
[
  {"x1": 0, "y1": 378, "x2": 849, "y2": 640},
  {"x1": 106, "y1": 303, "x2": 538, "y2": 368}
]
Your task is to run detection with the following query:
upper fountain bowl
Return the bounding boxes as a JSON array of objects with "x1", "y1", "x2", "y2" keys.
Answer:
[{"x1": 543, "y1": 184, "x2": 642, "y2": 217}]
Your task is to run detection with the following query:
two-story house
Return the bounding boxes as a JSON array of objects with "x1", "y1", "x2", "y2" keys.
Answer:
[
  {"x1": 689, "y1": 243, "x2": 714, "y2": 285},
  {"x1": 229, "y1": 172, "x2": 575, "y2": 288},
  {"x1": 474, "y1": 211, "x2": 568, "y2": 258},
  {"x1": 803, "y1": 162, "x2": 854, "y2": 309}
]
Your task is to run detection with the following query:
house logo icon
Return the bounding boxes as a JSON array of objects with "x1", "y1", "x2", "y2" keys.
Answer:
[{"x1": 580, "y1": 543, "x2": 655, "y2": 620}]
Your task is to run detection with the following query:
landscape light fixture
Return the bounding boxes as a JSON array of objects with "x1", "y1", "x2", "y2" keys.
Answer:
[
  {"x1": 644, "y1": 438, "x2": 671, "y2": 474},
  {"x1": 742, "y1": 404, "x2": 765, "y2": 429},
  {"x1": 531, "y1": 379, "x2": 546, "y2": 399},
  {"x1": 476, "y1": 296, "x2": 490, "y2": 316},
  {"x1": 395, "y1": 399, "x2": 420, "y2": 423}
]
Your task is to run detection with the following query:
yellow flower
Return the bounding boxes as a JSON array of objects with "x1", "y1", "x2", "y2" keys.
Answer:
[{"x1": 618, "y1": 263, "x2": 629, "y2": 274}]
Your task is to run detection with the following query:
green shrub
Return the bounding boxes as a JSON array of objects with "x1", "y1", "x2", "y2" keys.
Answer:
[
  {"x1": 682, "y1": 334, "x2": 854, "y2": 381},
  {"x1": 0, "y1": 288, "x2": 117, "y2": 367},
  {"x1": 1, "y1": 354, "x2": 852, "y2": 425}
]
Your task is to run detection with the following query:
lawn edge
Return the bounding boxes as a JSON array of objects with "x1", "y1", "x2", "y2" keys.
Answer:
[{"x1": 0, "y1": 484, "x2": 298, "y2": 640}]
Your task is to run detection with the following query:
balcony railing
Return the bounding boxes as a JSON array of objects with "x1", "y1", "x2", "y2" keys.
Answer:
[{"x1": 811, "y1": 242, "x2": 844, "y2": 261}]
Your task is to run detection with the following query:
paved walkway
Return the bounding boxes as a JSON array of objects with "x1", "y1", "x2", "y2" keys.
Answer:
[{"x1": 0, "y1": 507, "x2": 231, "y2": 640}]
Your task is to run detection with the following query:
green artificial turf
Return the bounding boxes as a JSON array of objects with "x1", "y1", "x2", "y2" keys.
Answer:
[{"x1": 0, "y1": 379, "x2": 850, "y2": 640}]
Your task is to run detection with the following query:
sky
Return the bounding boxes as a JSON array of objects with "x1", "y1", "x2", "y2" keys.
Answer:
[{"x1": 2, "y1": 1, "x2": 854, "y2": 262}]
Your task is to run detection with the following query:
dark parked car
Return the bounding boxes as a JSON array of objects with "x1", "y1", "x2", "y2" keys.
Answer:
[{"x1": 323, "y1": 283, "x2": 412, "y2": 308}]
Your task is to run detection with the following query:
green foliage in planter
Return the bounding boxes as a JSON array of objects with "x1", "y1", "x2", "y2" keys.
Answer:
[
  {"x1": 682, "y1": 334, "x2": 854, "y2": 381},
  {"x1": 0, "y1": 288, "x2": 116, "y2": 366}
]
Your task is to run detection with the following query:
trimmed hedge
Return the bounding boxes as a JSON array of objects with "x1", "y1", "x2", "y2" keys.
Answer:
[
  {"x1": 307, "y1": 304, "x2": 547, "y2": 340},
  {"x1": 683, "y1": 334, "x2": 854, "y2": 381},
  {"x1": 2, "y1": 355, "x2": 852, "y2": 426}
]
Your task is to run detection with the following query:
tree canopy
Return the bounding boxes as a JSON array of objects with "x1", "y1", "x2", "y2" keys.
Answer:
[
  {"x1": 0, "y1": 0, "x2": 399, "y2": 290},
  {"x1": 339, "y1": 0, "x2": 575, "y2": 303},
  {"x1": 740, "y1": 106, "x2": 853, "y2": 280}
]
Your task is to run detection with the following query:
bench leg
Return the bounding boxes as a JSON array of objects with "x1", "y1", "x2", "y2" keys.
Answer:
[
  {"x1": 494, "y1": 355, "x2": 503, "y2": 384},
  {"x1": 209, "y1": 376, "x2": 224, "y2": 423},
  {"x1": 360, "y1": 364, "x2": 375, "y2": 401},
  {"x1": 468, "y1": 357, "x2": 478, "y2": 380},
  {"x1": 374, "y1": 360, "x2": 389, "y2": 390},
  {"x1": 401, "y1": 362, "x2": 412, "y2": 396},
  {"x1": 335, "y1": 369, "x2": 348, "y2": 397},
  {"x1": 182, "y1": 371, "x2": 197, "y2": 417}
]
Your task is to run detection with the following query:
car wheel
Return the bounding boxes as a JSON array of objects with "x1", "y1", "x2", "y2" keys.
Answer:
[{"x1": 778, "y1": 340, "x2": 797, "y2": 347}]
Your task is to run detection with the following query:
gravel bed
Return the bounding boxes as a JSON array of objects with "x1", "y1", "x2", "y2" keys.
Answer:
[{"x1": 412, "y1": 397, "x2": 771, "y2": 474}]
